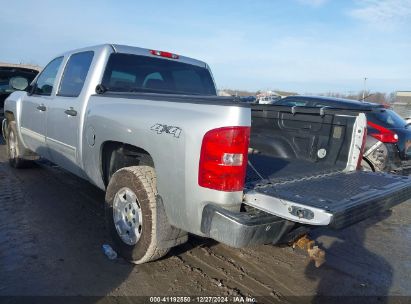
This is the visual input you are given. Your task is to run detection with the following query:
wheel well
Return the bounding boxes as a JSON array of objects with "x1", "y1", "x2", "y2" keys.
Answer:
[
  {"x1": 5, "y1": 111, "x2": 15, "y2": 122},
  {"x1": 101, "y1": 141, "x2": 154, "y2": 187},
  {"x1": 2, "y1": 112, "x2": 15, "y2": 141}
]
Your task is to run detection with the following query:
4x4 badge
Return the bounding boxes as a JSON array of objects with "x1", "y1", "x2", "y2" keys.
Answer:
[{"x1": 151, "y1": 124, "x2": 182, "y2": 138}]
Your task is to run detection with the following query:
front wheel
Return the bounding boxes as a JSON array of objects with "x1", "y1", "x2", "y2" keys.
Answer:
[
  {"x1": 6, "y1": 121, "x2": 31, "y2": 168},
  {"x1": 105, "y1": 166, "x2": 172, "y2": 264}
]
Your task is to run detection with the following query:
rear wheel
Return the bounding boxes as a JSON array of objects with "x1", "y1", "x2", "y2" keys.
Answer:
[
  {"x1": 360, "y1": 158, "x2": 375, "y2": 172},
  {"x1": 6, "y1": 121, "x2": 31, "y2": 168},
  {"x1": 105, "y1": 166, "x2": 171, "y2": 264}
]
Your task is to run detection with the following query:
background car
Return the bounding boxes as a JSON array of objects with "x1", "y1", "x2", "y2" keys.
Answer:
[
  {"x1": 0, "y1": 63, "x2": 41, "y2": 118},
  {"x1": 272, "y1": 95, "x2": 411, "y2": 174},
  {"x1": 239, "y1": 95, "x2": 257, "y2": 103},
  {"x1": 257, "y1": 95, "x2": 281, "y2": 104}
]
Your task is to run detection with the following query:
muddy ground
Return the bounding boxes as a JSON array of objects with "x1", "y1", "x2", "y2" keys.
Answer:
[{"x1": 0, "y1": 137, "x2": 410, "y2": 303}]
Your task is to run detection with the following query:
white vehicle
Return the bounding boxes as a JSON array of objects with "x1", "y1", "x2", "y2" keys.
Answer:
[{"x1": 258, "y1": 95, "x2": 281, "y2": 104}]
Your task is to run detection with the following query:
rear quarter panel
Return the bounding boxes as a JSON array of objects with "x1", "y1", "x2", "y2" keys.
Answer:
[{"x1": 83, "y1": 96, "x2": 251, "y2": 235}]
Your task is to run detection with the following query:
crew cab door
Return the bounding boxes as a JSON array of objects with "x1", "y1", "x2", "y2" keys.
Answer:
[
  {"x1": 46, "y1": 51, "x2": 94, "y2": 175},
  {"x1": 20, "y1": 57, "x2": 63, "y2": 158}
]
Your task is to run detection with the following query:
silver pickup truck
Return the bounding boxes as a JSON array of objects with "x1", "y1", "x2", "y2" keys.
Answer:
[{"x1": 3, "y1": 44, "x2": 411, "y2": 264}]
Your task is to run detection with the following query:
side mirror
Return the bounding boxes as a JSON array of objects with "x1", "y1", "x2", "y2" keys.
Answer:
[
  {"x1": 26, "y1": 84, "x2": 34, "y2": 95},
  {"x1": 9, "y1": 76, "x2": 29, "y2": 91}
]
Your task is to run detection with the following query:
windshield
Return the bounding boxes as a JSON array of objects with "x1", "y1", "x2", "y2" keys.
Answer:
[
  {"x1": 0, "y1": 68, "x2": 38, "y2": 94},
  {"x1": 368, "y1": 109, "x2": 407, "y2": 128},
  {"x1": 101, "y1": 54, "x2": 217, "y2": 96}
]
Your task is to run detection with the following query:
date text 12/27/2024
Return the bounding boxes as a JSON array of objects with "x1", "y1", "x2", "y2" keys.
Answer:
[{"x1": 149, "y1": 296, "x2": 256, "y2": 303}]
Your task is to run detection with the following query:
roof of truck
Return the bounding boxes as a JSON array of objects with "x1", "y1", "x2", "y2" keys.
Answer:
[
  {"x1": 111, "y1": 44, "x2": 207, "y2": 67},
  {"x1": 57, "y1": 44, "x2": 208, "y2": 68}
]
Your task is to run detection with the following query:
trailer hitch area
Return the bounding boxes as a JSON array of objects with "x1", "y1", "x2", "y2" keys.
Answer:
[{"x1": 292, "y1": 234, "x2": 326, "y2": 268}]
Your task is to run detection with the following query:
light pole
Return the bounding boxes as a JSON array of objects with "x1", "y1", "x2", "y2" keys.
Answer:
[{"x1": 362, "y1": 77, "x2": 367, "y2": 101}]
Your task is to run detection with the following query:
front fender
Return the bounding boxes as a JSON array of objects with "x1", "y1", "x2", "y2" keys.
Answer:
[{"x1": 3, "y1": 91, "x2": 28, "y2": 149}]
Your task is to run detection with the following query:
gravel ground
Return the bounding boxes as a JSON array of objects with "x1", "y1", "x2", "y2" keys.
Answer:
[{"x1": 0, "y1": 137, "x2": 410, "y2": 303}]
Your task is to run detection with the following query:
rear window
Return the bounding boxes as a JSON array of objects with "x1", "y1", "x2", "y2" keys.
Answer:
[
  {"x1": 0, "y1": 69, "x2": 38, "y2": 94},
  {"x1": 58, "y1": 51, "x2": 94, "y2": 97},
  {"x1": 368, "y1": 109, "x2": 406, "y2": 128},
  {"x1": 101, "y1": 54, "x2": 216, "y2": 96}
]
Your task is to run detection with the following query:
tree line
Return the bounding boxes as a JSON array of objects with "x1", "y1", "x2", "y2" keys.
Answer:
[{"x1": 220, "y1": 88, "x2": 397, "y2": 104}]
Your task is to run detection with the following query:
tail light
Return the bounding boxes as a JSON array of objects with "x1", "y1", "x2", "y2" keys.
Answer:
[
  {"x1": 150, "y1": 49, "x2": 179, "y2": 59},
  {"x1": 367, "y1": 121, "x2": 398, "y2": 143},
  {"x1": 199, "y1": 126, "x2": 250, "y2": 192},
  {"x1": 357, "y1": 127, "x2": 367, "y2": 170}
]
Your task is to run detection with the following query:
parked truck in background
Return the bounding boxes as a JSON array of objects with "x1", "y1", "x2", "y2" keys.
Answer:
[
  {"x1": 0, "y1": 63, "x2": 40, "y2": 120},
  {"x1": 3, "y1": 44, "x2": 411, "y2": 264}
]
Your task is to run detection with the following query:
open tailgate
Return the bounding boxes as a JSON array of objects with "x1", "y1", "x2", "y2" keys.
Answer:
[{"x1": 244, "y1": 171, "x2": 411, "y2": 229}]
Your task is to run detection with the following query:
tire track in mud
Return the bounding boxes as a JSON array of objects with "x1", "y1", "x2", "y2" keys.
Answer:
[
  {"x1": 172, "y1": 255, "x2": 245, "y2": 297},
  {"x1": 174, "y1": 241, "x2": 289, "y2": 302},
  {"x1": 197, "y1": 245, "x2": 284, "y2": 298},
  {"x1": 201, "y1": 247, "x2": 292, "y2": 300},
  {"x1": 0, "y1": 163, "x2": 40, "y2": 293}
]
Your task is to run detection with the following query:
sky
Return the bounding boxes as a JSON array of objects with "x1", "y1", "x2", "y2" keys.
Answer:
[{"x1": 1, "y1": 0, "x2": 411, "y2": 94}]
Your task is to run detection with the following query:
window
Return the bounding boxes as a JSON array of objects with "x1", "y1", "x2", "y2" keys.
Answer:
[
  {"x1": 171, "y1": 70, "x2": 203, "y2": 94},
  {"x1": 369, "y1": 109, "x2": 406, "y2": 128},
  {"x1": 0, "y1": 68, "x2": 38, "y2": 94},
  {"x1": 110, "y1": 71, "x2": 136, "y2": 88},
  {"x1": 142, "y1": 72, "x2": 163, "y2": 86},
  {"x1": 33, "y1": 57, "x2": 63, "y2": 95},
  {"x1": 101, "y1": 53, "x2": 216, "y2": 95},
  {"x1": 275, "y1": 98, "x2": 308, "y2": 107},
  {"x1": 58, "y1": 51, "x2": 94, "y2": 97}
]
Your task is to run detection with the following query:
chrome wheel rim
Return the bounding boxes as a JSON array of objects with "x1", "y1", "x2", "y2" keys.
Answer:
[
  {"x1": 8, "y1": 129, "x2": 17, "y2": 159},
  {"x1": 113, "y1": 187, "x2": 143, "y2": 245}
]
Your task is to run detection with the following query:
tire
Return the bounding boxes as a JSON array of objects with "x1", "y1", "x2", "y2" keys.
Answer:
[
  {"x1": 361, "y1": 158, "x2": 375, "y2": 172},
  {"x1": 6, "y1": 121, "x2": 31, "y2": 168},
  {"x1": 105, "y1": 166, "x2": 171, "y2": 264}
]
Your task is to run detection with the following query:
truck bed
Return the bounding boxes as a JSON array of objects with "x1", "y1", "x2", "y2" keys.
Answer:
[
  {"x1": 246, "y1": 154, "x2": 340, "y2": 187},
  {"x1": 246, "y1": 105, "x2": 355, "y2": 186}
]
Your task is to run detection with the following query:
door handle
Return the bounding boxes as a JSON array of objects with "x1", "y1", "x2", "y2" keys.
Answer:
[
  {"x1": 64, "y1": 108, "x2": 77, "y2": 117},
  {"x1": 36, "y1": 104, "x2": 46, "y2": 111}
]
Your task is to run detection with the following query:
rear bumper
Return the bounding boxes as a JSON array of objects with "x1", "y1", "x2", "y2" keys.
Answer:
[
  {"x1": 200, "y1": 204, "x2": 294, "y2": 248},
  {"x1": 201, "y1": 170, "x2": 411, "y2": 247}
]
